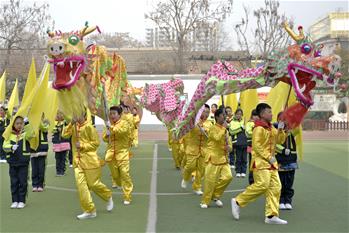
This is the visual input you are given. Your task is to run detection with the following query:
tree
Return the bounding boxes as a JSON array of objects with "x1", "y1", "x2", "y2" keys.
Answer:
[
  {"x1": 234, "y1": 0, "x2": 292, "y2": 63},
  {"x1": 146, "y1": 0, "x2": 233, "y2": 73},
  {"x1": 90, "y1": 32, "x2": 144, "y2": 49},
  {"x1": 0, "y1": 0, "x2": 54, "y2": 71}
]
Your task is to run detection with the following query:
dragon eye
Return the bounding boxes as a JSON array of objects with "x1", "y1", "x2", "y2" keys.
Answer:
[
  {"x1": 301, "y1": 43, "x2": 312, "y2": 54},
  {"x1": 68, "y1": 35, "x2": 80, "y2": 45}
]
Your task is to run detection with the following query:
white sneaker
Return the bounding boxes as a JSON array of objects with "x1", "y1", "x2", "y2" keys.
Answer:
[
  {"x1": 0, "y1": 159, "x2": 7, "y2": 163},
  {"x1": 194, "y1": 190, "x2": 203, "y2": 196},
  {"x1": 236, "y1": 173, "x2": 241, "y2": 178},
  {"x1": 214, "y1": 199, "x2": 223, "y2": 207},
  {"x1": 279, "y1": 203, "x2": 286, "y2": 210},
  {"x1": 285, "y1": 203, "x2": 293, "y2": 210},
  {"x1": 241, "y1": 173, "x2": 246, "y2": 178},
  {"x1": 181, "y1": 179, "x2": 188, "y2": 189},
  {"x1": 231, "y1": 198, "x2": 240, "y2": 220},
  {"x1": 230, "y1": 165, "x2": 235, "y2": 169},
  {"x1": 10, "y1": 202, "x2": 18, "y2": 209},
  {"x1": 265, "y1": 216, "x2": 288, "y2": 224},
  {"x1": 17, "y1": 202, "x2": 25, "y2": 209},
  {"x1": 77, "y1": 212, "x2": 97, "y2": 220},
  {"x1": 106, "y1": 197, "x2": 114, "y2": 211},
  {"x1": 123, "y1": 200, "x2": 131, "y2": 205},
  {"x1": 200, "y1": 203, "x2": 208, "y2": 209}
]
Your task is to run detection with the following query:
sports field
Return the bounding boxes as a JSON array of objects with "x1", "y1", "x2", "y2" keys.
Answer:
[{"x1": 0, "y1": 139, "x2": 348, "y2": 232}]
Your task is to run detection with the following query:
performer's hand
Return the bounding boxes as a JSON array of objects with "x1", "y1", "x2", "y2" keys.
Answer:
[
  {"x1": 285, "y1": 149, "x2": 291, "y2": 156},
  {"x1": 269, "y1": 156, "x2": 277, "y2": 164},
  {"x1": 278, "y1": 121, "x2": 285, "y2": 130},
  {"x1": 106, "y1": 129, "x2": 111, "y2": 136},
  {"x1": 12, "y1": 144, "x2": 19, "y2": 152},
  {"x1": 75, "y1": 142, "x2": 81, "y2": 149},
  {"x1": 23, "y1": 117, "x2": 29, "y2": 123},
  {"x1": 106, "y1": 121, "x2": 111, "y2": 128}
]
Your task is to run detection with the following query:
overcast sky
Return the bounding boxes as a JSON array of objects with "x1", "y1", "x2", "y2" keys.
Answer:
[{"x1": 15, "y1": 0, "x2": 349, "y2": 48}]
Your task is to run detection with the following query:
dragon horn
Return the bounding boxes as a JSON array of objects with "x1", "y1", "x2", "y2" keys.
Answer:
[
  {"x1": 283, "y1": 21, "x2": 305, "y2": 43},
  {"x1": 46, "y1": 29, "x2": 55, "y2": 38},
  {"x1": 80, "y1": 25, "x2": 101, "y2": 39}
]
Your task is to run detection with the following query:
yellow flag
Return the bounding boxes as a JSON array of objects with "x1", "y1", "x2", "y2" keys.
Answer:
[
  {"x1": 22, "y1": 58, "x2": 37, "y2": 103},
  {"x1": 239, "y1": 89, "x2": 259, "y2": 123},
  {"x1": 267, "y1": 82, "x2": 303, "y2": 159},
  {"x1": 7, "y1": 79, "x2": 19, "y2": 115},
  {"x1": 28, "y1": 63, "x2": 50, "y2": 139},
  {"x1": 225, "y1": 93, "x2": 238, "y2": 113},
  {"x1": 0, "y1": 71, "x2": 6, "y2": 103},
  {"x1": 3, "y1": 63, "x2": 50, "y2": 149},
  {"x1": 43, "y1": 86, "x2": 59, "y2": 131}
]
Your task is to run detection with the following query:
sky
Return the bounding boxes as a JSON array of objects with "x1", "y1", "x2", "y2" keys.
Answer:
[{"x1": 12, "y1": 0, "x2": 349, "y2": 48}]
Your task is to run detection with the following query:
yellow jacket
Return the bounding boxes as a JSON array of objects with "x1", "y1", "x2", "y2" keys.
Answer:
[
  {"x1": 103, "y1": 119, "x2": 132, "y2": 162},
  {"x1": 62, "y1": 121, "x2": 101, "y2": 170},
  {"x1": 121, "y1": 113, "x2": 135, "y2": 143},
  {"x1": 182, "y1": 123, "x2": 206, "y2": 158},
  {"x1": 245, "y1": 121, "x2": 255, "y2": 145},
  {"x1": 251, "y1": 121, "x2": 287, "y2": 170},
  {"x1": 206, "y1": 123, "x2": 232, "y2": 165}
]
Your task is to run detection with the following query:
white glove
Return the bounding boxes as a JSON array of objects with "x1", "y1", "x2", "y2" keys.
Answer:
[
  {"x1": 23, "y1": 117, "x2": 29, "y2": 123},
  {"x1": 105, "y1": 129, "x2": 111, "y2": 136},
  {"x1": 285, "y1": 149, "x2": 290, "y2": 155},
  {"x1": 278, "y1": 121, "x2": 285, "y2": 130},
  {"x1": 106, "y1": 121, "x2": 111, "y2": 128},
  {"x1": 241, "y1": 124, "x2": 245, "y2": 130},
  {"x1": 12, "y1": 144, "x2": 19, "y2": 152},
  {"x1": 269, "y1": 156, "x2": 277, "y2": 164}
]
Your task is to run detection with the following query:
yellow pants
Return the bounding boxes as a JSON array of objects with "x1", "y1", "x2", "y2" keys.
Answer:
[
  {"x1": 182, "y1": 156, "x2": 205, "y2": 191},
  {"x1": 108, "y1": 160, "x2": 133, "y2": 202},
  {"x1": 201, "y1": 163, "x2": 233, "y2": 205},
  {"x1": 235, "y1": 169, "x2": 281, "y2": 217},
  {"x1": 171, "y1": 143, "x2": 183, "y2": 168},
  {"x1": 74, "y1": 166, "x2": 112, "y2": 213}
]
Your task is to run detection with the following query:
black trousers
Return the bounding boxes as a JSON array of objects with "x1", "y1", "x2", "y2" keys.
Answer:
[
  {"x1": 31, "y1": 156, "x2": 46, "y2": 188},
  {"x1": 55, "y1": 151, "x2": 67, "y2": 175},
  {"x1": 228, "y1": 149, "x2": 235, "y2": 166},
  {"x1": 9, "y1": 165, "x2": 29, "y2": 203},
  {"x1": 235, "y1": 146, "x2": 247, "y2": 174},
  {"x1": 68, "y1": 140, "x2": 73, "y2": 165},
  {"x1": 278, "y1": 170, "x2": 295, "y2": 204},
  {"x1": 0, "y1": 141, "x2": 6, "y2": 160}
]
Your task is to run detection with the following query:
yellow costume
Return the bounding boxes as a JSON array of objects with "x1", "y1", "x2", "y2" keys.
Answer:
[
  {"x1": 62, "y1": 121, "x2": 112, "y2": 213},
  {"x1": 235, "y1": 121, "x2": 286, "y2": 217},
  {"x1": 121, "y1": 113, "x2": 135, "y2": 146},
  {"x1": 132, "y1": 114, "x2": 140, "y2": 147},
  {"x1": 182, "y1": 120, "x2": 212, "y2": 191},
  {"x1": 171, "y1": 137, "x2": 184, "y2": 169},
  {"x1": 103, "y1": 118, "x2": 133, "y2": 202},
  {"x1": 201, "y1": 123, "x2": 233, "y2": 205}
]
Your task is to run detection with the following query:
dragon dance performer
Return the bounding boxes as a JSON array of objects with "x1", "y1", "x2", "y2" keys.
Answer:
[
  {"x1": 181, "y1": 104, "x2": 212, "y2": 195},
  {"x1": 62, "y1": 112, "x2": 113, "y2": 220},
  {"x1": 231, "y1": 103, "x2": 288, "y2": 224},
  {"x1": 200, "y1": 107, "x2": 233, "y2": 208},
  {"x1": 132, "y1": 107, "x2": 141, "y2": 148},
  {"x1": 245, "y1": 109, "x2": 259, "y2": 185},
  {"x1": 104, "y1": 106, "x2": 134, "y2": 205}
]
